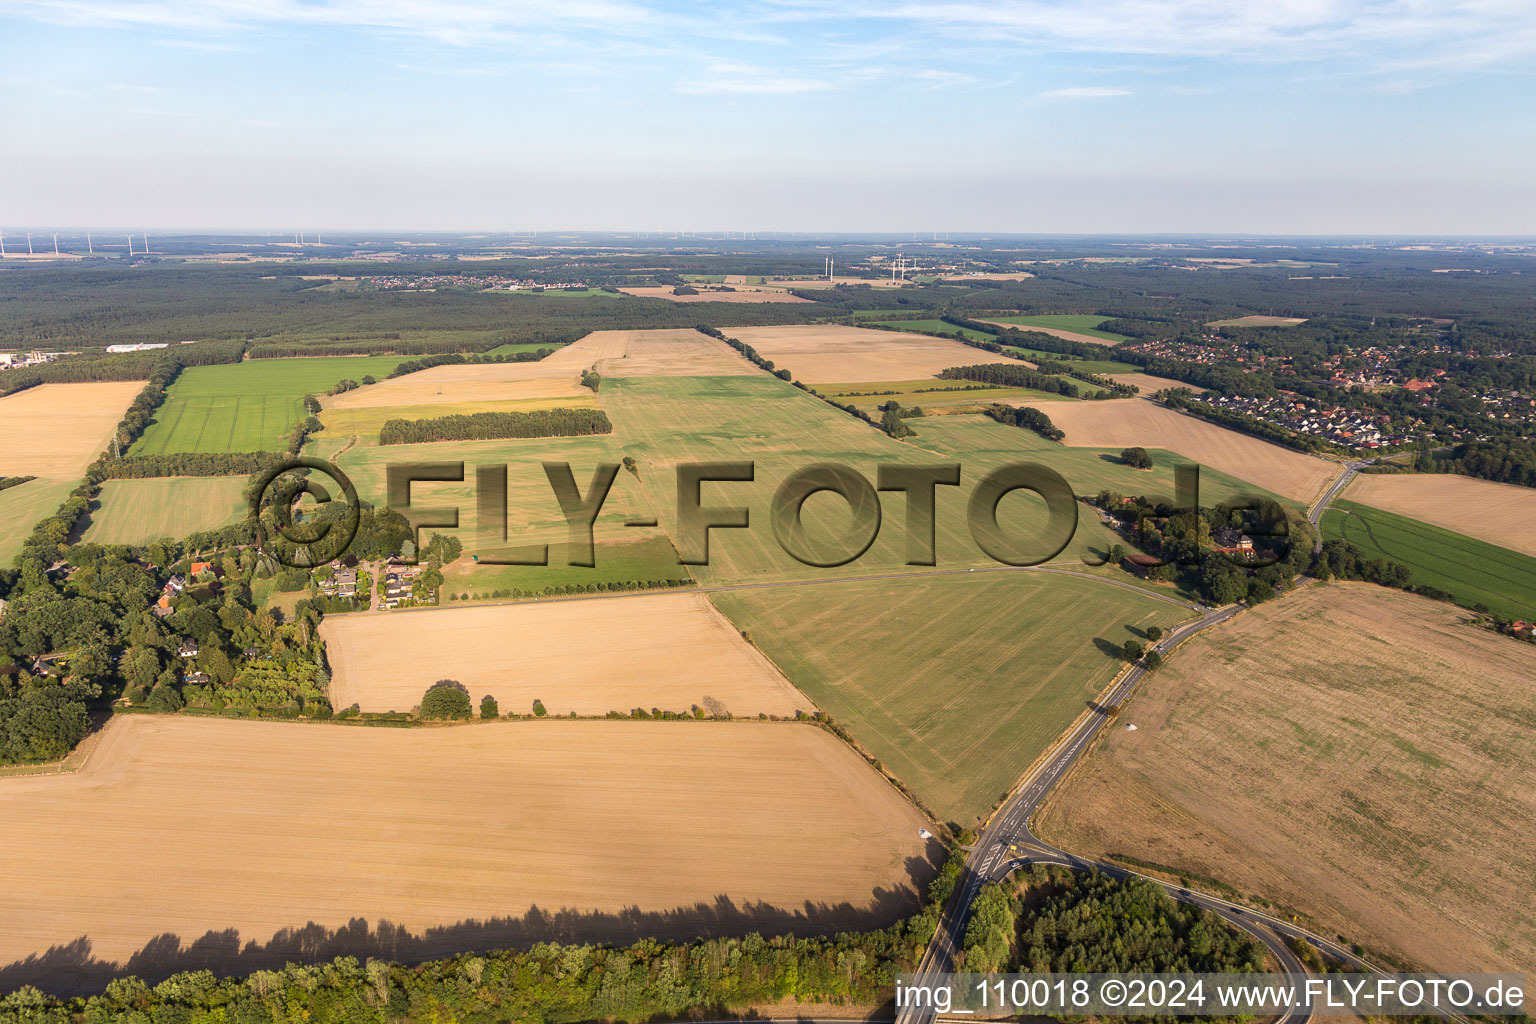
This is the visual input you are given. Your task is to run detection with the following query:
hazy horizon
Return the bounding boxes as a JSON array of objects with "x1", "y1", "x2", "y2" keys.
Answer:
[{"x1": 4, "y1": 0, "x2": 1535, "y2": 233}]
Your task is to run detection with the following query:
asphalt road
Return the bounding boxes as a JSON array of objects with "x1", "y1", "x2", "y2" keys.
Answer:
[{"x1": 897, "y1": 462, "x2": 1379, "y2": 1024}]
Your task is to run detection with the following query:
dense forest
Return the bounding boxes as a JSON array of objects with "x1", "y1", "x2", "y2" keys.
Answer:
[
  {"x1": 962, "y1": 866, "x2": 1264, "y2": 975},
  {"x1": 378, "y1": 408, "x2": 612, "y2": 445}
]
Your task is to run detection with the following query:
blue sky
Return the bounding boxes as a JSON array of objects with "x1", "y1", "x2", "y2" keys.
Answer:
[{"x1": 2, "y1": 0, "x2": 1534, "y2": 232}]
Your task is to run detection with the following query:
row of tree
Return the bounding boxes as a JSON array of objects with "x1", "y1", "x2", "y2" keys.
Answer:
[
  {"x1": 983, "y1": 403, "x2": 1065, "y2": 441},
  {"x1": 938, "y1": 363, "x2": 1081, "y2": 397},
  {"x1": 378, "y1": 408, "x2": 612, "y2": 445}
]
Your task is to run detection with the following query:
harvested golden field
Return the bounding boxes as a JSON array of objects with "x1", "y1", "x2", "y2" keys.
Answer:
[
  {"x1": 323, "y1": 364, "x2": 590, "y2": 410},
  {"x1": 318, "y1": 395, "x2": 599, "y2": 439},
  {"x1": 1206, "y1": 315, "x2": 1308, "y2": 327},
  {"x1": 1037, "y1": 583, "x2": 1536, "y2": 971},
  {"x1": 974, "y1": 320, "x2": 1117, "y2": 347},
  {"x1": 0, "y1": 716, "x2": 939, "y2": 992},
  {"x1": 618, "y1": 286, "x2": 811, "y2": 304},
  {"x1": 322, "y1": 593, "x2": 812, "y2": 717},
  {"x1": 763, "y1": 277, "x2": 904, "y2": 290},
  {"x1": 1020, "y1": 398, "x2": 1337, "y2": 502},
  {"x1": 588, "y1": 328, "x2": 758, "y2": 377},
  {"x1": 939, "y1": 272, "x2": 1034, "y2": 282},
  {"x1": 729, "y1": 325, "x2": 978, "y2": 383},
  {"x1": 1344, "y1": 473, "x2": 1536, "y2": 557},
  {"x1": 1108, "y1": 372, "x2": 1205, "y2": 395},
  {"x1": 0, "y1": 382, "x2": 145, "y2": 477}
]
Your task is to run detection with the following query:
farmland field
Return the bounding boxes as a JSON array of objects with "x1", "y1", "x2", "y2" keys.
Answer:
[
  {"x1": 0, "y1": 715, "x2": 940, "y2": 992},
  {"x1": 713, "y1": 571, "x2": 1191, "y2": 824},
  {"x1": 322, "y1": 360, "x2": 591, "y2": 410},
  {"x1": 317, "y1": 394, "x2": 600, "y2": 441},
  {"x1": 870, "y1": 319, "x2": 998, "y2": 343},
  {"x1": 1013, "y1": 398, "x2": 1337, "y2": 503},
  {"x1": 617, "y1": 286, "x2": 811, "y2": 303},
  {"x1": 1036, "y1": 583, "x2": 1536, "y2": 971},
  {"x1": 977, "y1": 314, "x2": 1130, "y2": 344},
  {"x1": 133, "y1": 357, "x2": 406, "y2": 454},
  {"x1": 0, "y1": 382, "x2": 145, "y2": 476},
  {"x1": 1321, "y1": 498, "x2": 1536, "y2": 620},
  {"x1": 1343, "y1": 473, "x2": 1536, "y2": 557},
  {"x1": 326, "y1": 428, "x2": 679, "y2": 593},
  {"x1": 322, "y1": 592, "x2": 812, "y2": 717},
  {"x1": 1206, "y1": 315, "x2": 1308, "y2": 327},
  {"x1": 82, "y1": 477, "x2": 249, "y2": 546},
  {"x1": 728, "y1": 325, "x2": 979, "y2": 383},
  {"x1": 0, "y1": 477, "x2": 75, "y2": 566}
]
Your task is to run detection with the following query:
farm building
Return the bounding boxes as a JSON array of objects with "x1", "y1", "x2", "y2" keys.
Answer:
[{"x1": 1121, "y1": 553, "x2": 1164, "y2": 578}]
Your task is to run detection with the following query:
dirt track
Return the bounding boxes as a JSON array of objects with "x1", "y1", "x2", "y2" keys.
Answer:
[
  {"x1": 0, "y1": 716, "x2": 940, "y2": 992},
  {"x1": 322, "y1": 593, "x2": 813, "y2": 717}
]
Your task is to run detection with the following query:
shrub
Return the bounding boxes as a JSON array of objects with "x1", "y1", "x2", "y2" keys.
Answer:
[
  {"x1": 480, "y1": 695, "x2": 499, "y2": 719},
  {"x1": 419, "y1": 680, "x2": 473, "y2": 720},
  {"x1": 532, "y1": 699, "x2": 547, "y2": 717}
]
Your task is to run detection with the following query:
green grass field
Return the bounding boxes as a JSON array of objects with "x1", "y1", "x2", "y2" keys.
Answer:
[
  {"x1": 134, "y1": 356, "x2": 408, "y2": 454},
  {"x1": 324, "y1": 429, "x2": 684, "y2": 593},
  {"x1": 1322, "y1": 499, "x2": 1536, "y2": 621},
  {"x1": 0, "y1": 478, "x2": 74, "y2": 567},
  {"x1": 82, "y1": 477, "x2": 249, "y2": 546},
  {"x1": 986, "y1": 314, "x2": 1130, "y2": 343},
  {"x1": 601, "y1": 375, "x2": 1163, "y2": 582},
  {"x1": 713, "y1": 572, "x2": 1191, "y2": 823}
]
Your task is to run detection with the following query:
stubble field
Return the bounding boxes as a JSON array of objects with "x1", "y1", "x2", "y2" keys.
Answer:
[
  {"x1": 0, "y1": 382, "x2": 145, "y2": 476},
  {"x1": 1016, "y1": 399, "x2": 1338, "y2": 502},
  {"x1": 81, "y1": 477, "x2": 249, "y2": 545},
  {"x1": 1343, "y1": 473, "x2": 1536, "y2": 556},
  {"x1": 1036, "y1": 583, "x2": 1536, "y2": 971},
  {"x1": 321, "y1": 593, "x2": 813, "y2": 717},
  {"x1": 0, "y1": 715, "x2": 939, "y2": 992},
  {"x1": 727, "y1": 325, "x2": 979, "y2": 383}
]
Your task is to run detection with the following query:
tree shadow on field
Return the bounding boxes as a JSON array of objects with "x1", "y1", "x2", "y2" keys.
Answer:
[
  {"x1": 1092, "y1": 637, "x2": 1130, "y2": 661},
  {"x1": 0, "y1": 850, "x2": 945, "y2": 997}
]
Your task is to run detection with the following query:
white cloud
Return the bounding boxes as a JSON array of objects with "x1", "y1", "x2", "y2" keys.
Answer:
[{"x1": 1039, "y1": 85, "x2": 1132, "y2": 99}]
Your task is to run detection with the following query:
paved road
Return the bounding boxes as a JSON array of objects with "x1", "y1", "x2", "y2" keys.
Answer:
[{"x1": 899, "y1": 461, "x2": 1381, "y2": 1024}]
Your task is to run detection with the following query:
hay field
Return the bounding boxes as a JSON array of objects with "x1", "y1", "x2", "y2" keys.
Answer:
[
  {"x1": 0, "y1": 382, "x2": 144, "y2": 476},
  {"x1": 0, "y1": 716, "x2": 939, "y2": 990},
  {"x1": 763, "y1": 277, "x2": 904, "y2": 290},
  {"x1": 714, "y1": 572, "x2": 1190, "y2": 824},
  {"x1": 1322, "y1": 499, "x2": 1536, "y2": 620},
  {"x1": 1036, "y1": 583, "x2": 1536, "y2": 971},
  {"x1": 590, "y1": 328, "x2": 757, "y2": 377},
  {"x1": 1108, "y1": 372, "x2": 1205, "y2": 395},
  {"x1": 618, "y1": 286, "x2": 811, "y2": 304},
  {"x1": 1206, "y1": 315, "x2": 1308, "y2": 327},
  {"x1": 1344, "y1": 473, "x2": 1536, "y2": 557},
  {"x1": 977, "y1": 314, "x2": 1129, "y2": 344},
  {"x1": 1016, "y1": 399, "x2": 1337, "y2": 502},
  {"x1": 329, "y1": 429, "x2": 673, "y2": 581},
  {"x1": 318, "y1": 395, "x2": 600, "y2": 440},
  {"x1": 323, "y1": 362, "x2": 590, "y2": 410},
  {"x1": 0, "y1": 478, "x2": 74, "y2": 565},
  {"x1": 728, "y1": 325, "x2": 979, "y2": 383},
  {"x1": 134, "y1": 358, "x2": 405, "y2": 454},
  {"x1": 322, "y1": 593, "x2": 811, "y2": 717},
  {"x1": 82, "y1": 477, "x2": 248, "y2": 545}
]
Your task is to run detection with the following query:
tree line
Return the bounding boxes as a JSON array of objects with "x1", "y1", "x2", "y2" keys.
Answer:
[
  {"x1": 379, "y1": 408, "x2": 613, "y2": 445},
  {"x1": 938, "y1": 363, "x2": 1080, "y2": 397},
  {"x1": 983, "y1": 403, "x2": 1065, "y2": 441},
  {"x1": 0, "y1": 476, "x2": 35, "y2": 493},
  {"x1": 0, "y1": 852, "x2": 965, "y2": 1023}
]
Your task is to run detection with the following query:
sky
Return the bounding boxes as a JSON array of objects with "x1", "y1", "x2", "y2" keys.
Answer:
[{"x1": 2, "y1": 0, "x2": 1535, "y2": 233}]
